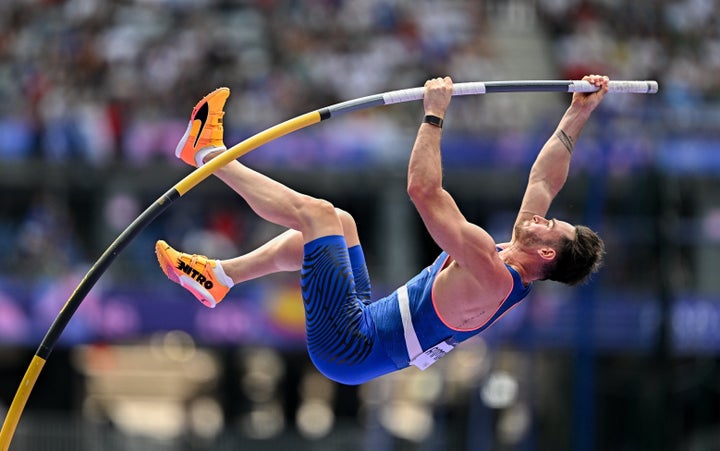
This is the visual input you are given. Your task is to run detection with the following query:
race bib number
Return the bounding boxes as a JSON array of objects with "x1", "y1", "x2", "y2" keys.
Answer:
[{"x1": 409, "y1": 339, "x2": 456, "y2": 370}]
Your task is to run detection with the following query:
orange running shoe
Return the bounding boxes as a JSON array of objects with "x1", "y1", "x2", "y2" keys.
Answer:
[
  {"x1": 175, "y1": 87, "x2": 230, "y2": 167},
  {"x1": 155, "y1": 240, "x2": 233, "y2": 308}
]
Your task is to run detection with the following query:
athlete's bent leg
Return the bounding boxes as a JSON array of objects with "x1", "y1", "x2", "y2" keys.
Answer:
[
  {"x1": 203, "y1": 151, "x2": 342, "y2": 242},
  {"x1": 218, "y1": 208, "x2": 364, "y2": 282}
]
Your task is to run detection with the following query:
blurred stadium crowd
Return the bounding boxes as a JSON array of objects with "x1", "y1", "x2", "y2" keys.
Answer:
[{"x1": 0, "y1": 0, "x2": 714, "y2": 164}]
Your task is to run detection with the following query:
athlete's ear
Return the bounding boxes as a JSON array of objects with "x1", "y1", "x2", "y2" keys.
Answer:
[{"x1": 538, "y1": 247, "x2": 556, "y2": 261}]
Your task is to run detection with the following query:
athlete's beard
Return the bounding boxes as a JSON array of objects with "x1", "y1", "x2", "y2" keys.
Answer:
[
  {"x1": 514, "y1": 222, "x2": 552, "y2": 248},
  {"x1": 514, "y1": 223, "x2": 536, "y2": 246}
]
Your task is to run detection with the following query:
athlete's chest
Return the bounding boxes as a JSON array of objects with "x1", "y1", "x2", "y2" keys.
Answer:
[{"x1": 431, "y1": 262, "x2": 510, "y2": 331}]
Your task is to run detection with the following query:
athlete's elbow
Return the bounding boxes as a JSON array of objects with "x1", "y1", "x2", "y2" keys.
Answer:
[{"x1": 407, "y1": 177, "x2": 436, "y2": 203}]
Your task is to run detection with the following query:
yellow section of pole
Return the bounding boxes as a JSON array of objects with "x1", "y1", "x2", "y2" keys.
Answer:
[
  {"x1": 0, "y1": 111, "x2": 322, "y2": 451},
  {"x1": 0, "y1": 355, "x2": 46, "y2": 451}
]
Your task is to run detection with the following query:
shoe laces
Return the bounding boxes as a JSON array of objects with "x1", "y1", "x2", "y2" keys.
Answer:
[
  {"x1": 209, "y1": 110, "x2": 225, "y2": 123},
  {"x1": 188, "y1": 254, "x2": 207, "y2": 269}
]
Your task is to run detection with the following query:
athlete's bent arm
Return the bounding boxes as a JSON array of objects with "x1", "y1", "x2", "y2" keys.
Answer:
[
  {"x1": 407, "y1": 77, "x2": 507, "y2": 282},
  {"x1": 513, "y1": 74, "x2": 609, "y2": 235}
]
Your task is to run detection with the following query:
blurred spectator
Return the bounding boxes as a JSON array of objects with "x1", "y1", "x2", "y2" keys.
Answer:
[{"x1": 10, "y1": 190, "x2": 86, "y2": 279}]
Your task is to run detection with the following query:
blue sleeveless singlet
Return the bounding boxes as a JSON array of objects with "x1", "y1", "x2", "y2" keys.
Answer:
[{"x1": 301, "y1": 236, "x2": 532, "y2": 385}]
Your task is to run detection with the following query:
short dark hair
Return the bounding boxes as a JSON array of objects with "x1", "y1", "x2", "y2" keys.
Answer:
[{"x1": 542, "y1": 225, "x2": 605, "y2": 286}]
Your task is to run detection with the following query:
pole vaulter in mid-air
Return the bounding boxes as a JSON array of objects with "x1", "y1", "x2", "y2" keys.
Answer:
[{"x1": 0, "y1": 75, "x2": 658, "y2": 449}]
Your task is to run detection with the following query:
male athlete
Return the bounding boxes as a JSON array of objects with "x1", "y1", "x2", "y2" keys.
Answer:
[{"x1": 156, "y1": 75, "x2": 608, "y2": 385}]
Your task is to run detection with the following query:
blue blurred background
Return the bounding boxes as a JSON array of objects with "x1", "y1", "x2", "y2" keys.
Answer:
[{"x1": 0, "y1": 0, "x2": 719, "y2": 450}]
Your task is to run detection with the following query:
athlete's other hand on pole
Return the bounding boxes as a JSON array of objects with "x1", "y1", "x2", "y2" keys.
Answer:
[{"x1": 572, "y1": 74, "x2": 609, "y2": 112}]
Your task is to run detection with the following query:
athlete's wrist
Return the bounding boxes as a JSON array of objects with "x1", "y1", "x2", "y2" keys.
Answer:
[{"x1": 423, "y1": 114, "x2": 444, "y2": 128}]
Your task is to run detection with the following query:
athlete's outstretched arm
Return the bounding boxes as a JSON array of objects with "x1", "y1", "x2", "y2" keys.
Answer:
[{"x1": 513, "y1": 74, "x2": 609, "y2": 234}]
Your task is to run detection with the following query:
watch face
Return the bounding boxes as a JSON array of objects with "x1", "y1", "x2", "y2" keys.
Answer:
[{"x1": 424, "y1": 115, "x2": 443, "y2": 128}]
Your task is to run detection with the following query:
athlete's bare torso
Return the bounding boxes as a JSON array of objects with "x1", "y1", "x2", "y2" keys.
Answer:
[{"x1": 431, "y1": 255, "x2": 517, "y2": 331}]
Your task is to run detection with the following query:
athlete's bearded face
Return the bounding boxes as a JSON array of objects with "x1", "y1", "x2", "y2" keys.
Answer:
[
  {"x1": 514, "y1": 216, "x2": 576, "y2": 249},
  {"x1": 514, "y1": 221, "x2": 547, "y2": 247}
]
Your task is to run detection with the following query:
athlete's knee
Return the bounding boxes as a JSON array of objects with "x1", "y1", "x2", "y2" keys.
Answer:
[
  {"x1": 293, "y1": 194, "x2": 329, "y2": 217},
  {"x1": 335, "y1": 208, "x2": 355, "y2": 225},
  {"x1": 297, "y1": 196, "x2": 341, "y2": 233},
  {"x1": 335, "y1": 208, "x2": 359, "y2": 241},
  {"x1": 304, "y1": 197, "x2": 337, "y2": 220}
]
